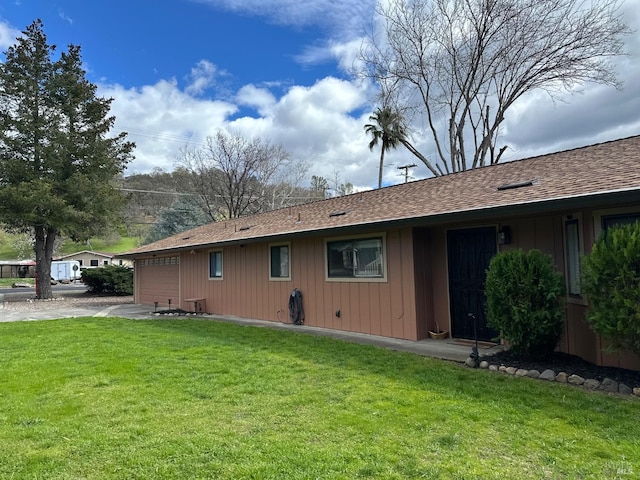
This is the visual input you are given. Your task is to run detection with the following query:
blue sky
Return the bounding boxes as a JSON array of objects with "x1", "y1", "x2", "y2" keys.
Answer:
[{"x1": 1, "y1": 0, "x2": 639, "y2": 190}]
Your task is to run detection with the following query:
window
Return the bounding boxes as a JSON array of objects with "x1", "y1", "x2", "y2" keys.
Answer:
[
  {"x1": 602, "y1": 212, "x2": 640, "y2": 232},
  {"x1": 565, "y1": 219, "x2": 581, "y2": 296},
  {"x1": 90, "y1": 259, "x2": 99, "y2": 267},
  {"x1": 270, "y1": 244, "x2": 290, "y2": 280},
  {"x1": 103, "y1": 260, "x2": 109, "y2": 266},
  {"x1": 78, "y1": 260, "x2": 83, "y2": 266},
  {"x1": 327, "y1": 236, "x2": 384, "y2": 279},
  {"x1": 209, "y1": 251, "x2": 222, "y2": 279}
]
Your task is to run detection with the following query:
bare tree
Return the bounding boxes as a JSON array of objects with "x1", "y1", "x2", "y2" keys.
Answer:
[
  {"x1": 179, "y1": 131, "x2": 299, "y2": 220},
  {"x1": 310, "y1": 175, "x2": 330, "y2": 199},
  {"x1": 361, "y1": 0, "x2": 630, "y2": 174}
]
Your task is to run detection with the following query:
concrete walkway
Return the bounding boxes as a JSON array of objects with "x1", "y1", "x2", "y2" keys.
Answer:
[{"x1": 0, "y1": 300, "x2": 503, "y2": 363}]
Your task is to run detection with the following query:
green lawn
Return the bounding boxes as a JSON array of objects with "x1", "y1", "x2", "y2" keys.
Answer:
[
  {"x1": 0, "y1": 318, "x2": 638, "y2": 479},
  {"x1": 0, "y1": 277, "x2": 33, "y2": 287}
]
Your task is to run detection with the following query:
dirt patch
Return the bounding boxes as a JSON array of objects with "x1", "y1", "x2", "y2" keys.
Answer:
[{"x1": 2, "y1": 293, "x2": 134, "y2": 311}]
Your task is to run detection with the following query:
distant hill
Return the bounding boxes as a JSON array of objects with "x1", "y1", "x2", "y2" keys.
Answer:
[{"x1": 0, "y1": 230, "x2": 142, "y2": 261}]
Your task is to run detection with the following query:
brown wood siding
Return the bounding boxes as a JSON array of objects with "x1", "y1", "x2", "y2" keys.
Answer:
[
  {"x1": 135, "y1": 227, "x2": 420, "y2": 341},
  {"x1": 412, "y1": 227, "x2": 435, "y2": 339}
]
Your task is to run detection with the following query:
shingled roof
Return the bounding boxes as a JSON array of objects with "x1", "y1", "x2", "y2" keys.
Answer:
[{"x1": 123, "y1": 135, "x2": 640, "y2": 256}]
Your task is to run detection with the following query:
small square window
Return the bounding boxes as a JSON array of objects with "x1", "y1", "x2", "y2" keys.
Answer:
[
  {"x1": 90, "y1": 259, "x2": 99, "y2": 267},
  {"x1": 270, "y1": 244, "x2": 290, "y2": 280},
  {"x1": 209, "y1": 251, "x2": 223, "y2": 279}
]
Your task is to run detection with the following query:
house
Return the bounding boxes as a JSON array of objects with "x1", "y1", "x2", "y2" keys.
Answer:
[
  {"x1": 121, "y1": 136, "x2": 640, "y2": 371},
  {"x1": 0, "y1": 260, "x2": 36, "y2": 279},
  {"x1": 55, "y1": 250, "x2": 132, "y2": 269}
]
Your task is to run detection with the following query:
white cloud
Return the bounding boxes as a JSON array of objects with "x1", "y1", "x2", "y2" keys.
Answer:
[
  {"x1": 236, "y1": 84, "x2": 276, "y2": 115},
  {"x1": 101, "y1": 72, "x2": 399, "y2": 189},
  {"x1": 100, "y1": 79, "x2": 238, "y2": 173},
  {"x1": 58, "y1": 9, "x2": 73, "y2": 25},
  {"x1": 195, "y1": 0, "x2": 376, "y2": 74},
  {"x1": 0, "y1": 20, "x2": 21, "y2": 50},
  {"x1": 185, "y1": 59, "x2": 222, "y2": 96}
]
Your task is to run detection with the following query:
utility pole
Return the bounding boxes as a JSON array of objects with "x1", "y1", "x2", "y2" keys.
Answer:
[{"x1": 397, "y1": 164, "x2": 417, "y2": 183}]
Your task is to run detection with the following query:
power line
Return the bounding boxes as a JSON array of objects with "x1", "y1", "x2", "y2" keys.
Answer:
[
  {"x1": 117, "y1": 187, "x2": 325, "y2": 201},
  {"x1": 397, "y1": 164, "x2": 417, "y2": 183}
]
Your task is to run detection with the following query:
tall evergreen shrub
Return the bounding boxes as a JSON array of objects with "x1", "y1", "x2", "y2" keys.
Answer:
[
  {"x1": 582, "y1": 223, "x2": 640, "y2": 355},
  {"x1": 82, "y1": 265, "x2": 133, "y2": 295},
  {"x1": 485, "y1": 249, "x2": 565, "y2": 358}
]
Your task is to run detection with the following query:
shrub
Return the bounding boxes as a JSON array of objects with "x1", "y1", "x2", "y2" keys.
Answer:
[
  {"x1": 82, "y1": 265, "x2": 133, "y2": 295},
  {"x1": 581, "y1": 223, "x2": 640, "y2": 355},
  {"x1": 485, "y1": 249, "x2": 565, "y2": 359}
]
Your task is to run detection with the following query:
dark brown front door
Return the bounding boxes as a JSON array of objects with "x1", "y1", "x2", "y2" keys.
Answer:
[{"x1": 447, "y1": 227, "x2": 498, "y2": 341}]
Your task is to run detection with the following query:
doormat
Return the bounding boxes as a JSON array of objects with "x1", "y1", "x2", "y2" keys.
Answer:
[{"x1": 448, "y1": 339, "x2": 499, "y2": 349}]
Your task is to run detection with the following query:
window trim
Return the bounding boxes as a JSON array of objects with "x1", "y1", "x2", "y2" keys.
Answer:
[
  {"x1": 324, "y1": 233, "x2": 387, "y2": 283},
  {"x1": 593, "y1": 206, "x2": 640, "y2": 239},
  {"x1": 269, "y1": 242, "x2": 291, "y2": 281},
  {"x1": 208, "y1": 249, "x2": 223, "y2": 280}
]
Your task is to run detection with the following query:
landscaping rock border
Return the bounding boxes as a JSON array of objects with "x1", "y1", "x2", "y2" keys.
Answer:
[{"x1": 467, "y1": 356, "x2": 639, "y2": 397}]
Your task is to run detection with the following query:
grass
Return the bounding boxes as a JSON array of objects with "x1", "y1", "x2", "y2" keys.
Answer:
[
  {"x1": 0, "y1": 229, "x2": 141, "y2": 260},
  {"x1": 0, "y1": 277, "x2": 33, "y2": 287},
  {"x1": 59, "y1": 236, "x2": 140, "y2": 255},
  {"x1": 0, "y1": 317, "x2": 638, "y2": 479}
]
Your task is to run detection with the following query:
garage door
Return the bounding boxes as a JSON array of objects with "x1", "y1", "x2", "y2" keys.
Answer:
[{"x1": 137, "y1": 256, "x2": 180, "y2": 307}]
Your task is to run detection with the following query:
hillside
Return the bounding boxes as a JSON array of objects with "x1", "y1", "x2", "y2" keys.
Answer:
[{"x1": 0, "y1": 230, "x2": 143, "y2": 261}]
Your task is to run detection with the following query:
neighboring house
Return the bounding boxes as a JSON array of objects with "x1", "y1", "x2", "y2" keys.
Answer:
[
  {"x1": 121, "y1": 136, "x2": 640, "y2": 371},
  {"x1": 0, "y1": 260, "x2": 36, "y2": 279},
  {"x1": 55, "y1": 250, "x2": 132, "y2": 269}
]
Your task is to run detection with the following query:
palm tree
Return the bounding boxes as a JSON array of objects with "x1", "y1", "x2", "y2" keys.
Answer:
[{"x1": 364, "y1": 106, "x2": 406, "y2": 189}]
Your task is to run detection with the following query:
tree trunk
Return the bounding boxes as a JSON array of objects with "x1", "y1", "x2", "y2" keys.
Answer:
[
  {"x1": 378, "y1": 146, "x2": 386, "y2": 189},
  {"x1": 33, "y1": 225, "x2": 57, "y2": 299}
]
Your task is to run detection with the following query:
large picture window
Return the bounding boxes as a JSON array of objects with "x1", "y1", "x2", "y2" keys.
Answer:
[
  {"x1": 270, "y1": 244, "x2": 290, "y2": 280},
  {"x1": 327, "y1": 236, "x2": 384, "y2": 279},
  {"x1": 209, "y1": 251, "x2": 222, "y2": 279}
]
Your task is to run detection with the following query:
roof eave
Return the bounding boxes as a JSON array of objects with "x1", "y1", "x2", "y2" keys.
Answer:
[{"x1": 120, "y1": 187, "x2": 640, "y2": 258}]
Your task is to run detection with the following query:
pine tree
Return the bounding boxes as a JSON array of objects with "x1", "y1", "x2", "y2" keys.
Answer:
[{"x1": 0, "y1": 20, "x2": 134, "y2": 298}]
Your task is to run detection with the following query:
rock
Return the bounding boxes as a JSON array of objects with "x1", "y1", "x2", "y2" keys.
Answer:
[
  {"x1": 556, "y1": 372, "x2": 569, "y2": 383},
  {"x1": 479, "y1": 361, "x2": 489, "y2": 369},
  {"x1": 498, "y1": 365, "x2": 508, "y2": 373},
  {"x1": 539, "y1": 369, "x2": 556, "y2": 381},
  {"x1": 465, "y1": 357, "x2": 477, "y2": 368},
  {"x1": 489, "y1": 364, "x2": 499, "y2": 372},
  {"x1": 633, "y1": 388, "x2": 640, "y2": 397},
  {"x1": 505, "y1": 367, "x2": 517, "y2": 375},
  {"x1": 599, "y1": 377, "x2": 618, "y2": 393},
  {"x1": 526, "y1": 370, "x2": 541, "y2": 379},
  {"x1": 515, "y1": 369, "x2": 528, "y2": 377},
  {"x1": 568, "y1": 374, "x2": 585, "y2": 385},
  {"x1": 619, "y1": 383, "x2": 633, "y2": 395},
  {"x1": 584, "y1": 379, "x2": 600, "y2": 389},
  {"x1": 11, "y1": 282, "x2": 31, "y2": 288}
]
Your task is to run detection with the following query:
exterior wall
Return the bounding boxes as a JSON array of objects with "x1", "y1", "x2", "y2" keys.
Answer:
[
  {"x1": 63, "y1": 252, "x2": 112, "y2": 267},
  {"x1": 59, "y1": 252, "x2": 133, "y2": 268},
  {"x1": 412, "y1": 228, "x2": 437, "y2": 339},
  {"x1": 132, "y1": 202, "x2": 640, "y2": 370},
  {"x1": 422, "y1": 208, "x2": 640, "y2": 370},
  {"x1": 136, "y1": 227, "x2": 420, "y2": 341},
  {"x1": 135, "y1": 255, "x2": 181, "y2": 308}
]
